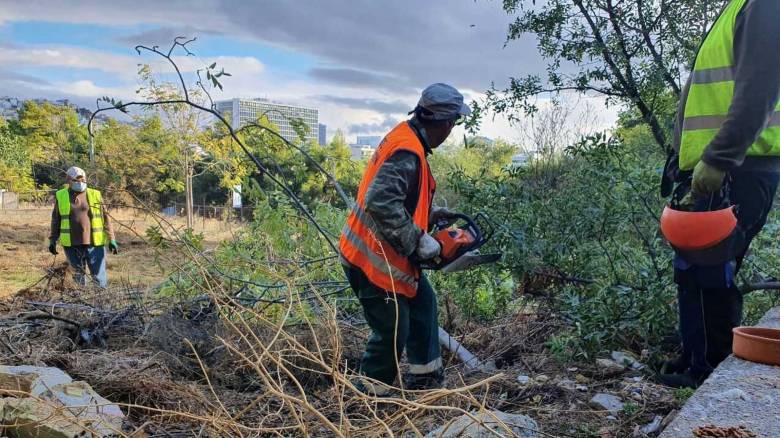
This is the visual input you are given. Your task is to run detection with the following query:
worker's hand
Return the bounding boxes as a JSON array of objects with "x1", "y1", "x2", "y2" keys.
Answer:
[
  {"x1": 415, "y1": 233, "x2": 441, "y2": 261},
  {"x1": 678, "y1": 192, "x2": 696, "y2": 211},
  {"x1": 109, "y1": 240, "x2": 119, "y2": 255},
  {"x1": 48, "y1": 240, "x2": 58, "y2": 255},
  {"x1": 430, "y1": 206, "x2": 459, "y2": 228},
  {"x1": 691, "y1": 160, "x2": 726, "y2": 198}
]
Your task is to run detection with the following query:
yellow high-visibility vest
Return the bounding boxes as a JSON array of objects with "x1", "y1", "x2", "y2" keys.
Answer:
[
  {"x1": 55, "y1": 187, "x2": 107, "y2": 247},
  {"x1": 679, "y1": 0, "x2": 780, "y2": 170}
]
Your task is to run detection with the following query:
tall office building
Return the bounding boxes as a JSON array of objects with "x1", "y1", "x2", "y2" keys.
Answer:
[
  {"x1": 349, "y1": 135, "x2": 382, "y2": 160},
  {"x1": 318, "y1": 124, "x2": 327, "y2": 146},
  {"x1": 356, "y1": 136, "x2": 382, "y2": 148},
  {"x1": 216, "y1": 98, "x2": 319, "y2": 144}
]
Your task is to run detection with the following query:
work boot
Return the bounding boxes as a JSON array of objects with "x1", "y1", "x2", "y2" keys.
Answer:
[
  {"x1": 352, "y1": 377, "x2": 393, "y2": 397},
  {"x1": 404, "y1": 368, "x2": 444, "y2": 390},
  {"x1": 660, "y1": 354, "x2": 690, "y2": 375},
  {"x1": 656, "y1": 370, "x2": 705, "y2": 389}
]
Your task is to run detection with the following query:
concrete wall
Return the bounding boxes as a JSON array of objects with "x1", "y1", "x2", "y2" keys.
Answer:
[{"x1": 660, "y1": 307, "x2": 780, "y2": 437}]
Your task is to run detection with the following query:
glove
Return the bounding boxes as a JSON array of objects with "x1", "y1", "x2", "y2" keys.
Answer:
[
  {"x1": 679, "y1": 192, "x2": 696, "y2": 210},
  {"x1": 415, "y1": 233, "x2": 441, "y2": 261},
  {"x1": 691, "y1": 160, "x2": 726, "y2": 198},
  {"x1": 109, "y1": 239, "x2": 119, "y2": 255},
  {"x1": 430, "y1": 206, "x2": 459, "y2": 228},
  {"x1": 48, "y1": 240, "x2": 58, "y2": 255}
]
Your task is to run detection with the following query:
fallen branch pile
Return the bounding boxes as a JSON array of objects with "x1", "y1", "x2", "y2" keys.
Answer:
[{"x1": 0, "y1": 262, "x2": 531, "y2": 437}]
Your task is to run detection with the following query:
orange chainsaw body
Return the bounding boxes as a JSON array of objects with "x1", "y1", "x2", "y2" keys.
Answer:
[{"x1": 433, "y1": 227, "x2": 477, "y2": 263}]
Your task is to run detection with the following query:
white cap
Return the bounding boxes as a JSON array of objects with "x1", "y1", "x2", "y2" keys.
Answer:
[{"x1": 66, "y1": 166, "x2": 86, "y2": 179}]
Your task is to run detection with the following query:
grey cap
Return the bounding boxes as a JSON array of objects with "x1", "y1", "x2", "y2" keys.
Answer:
[
  {"x1": 66, "y1": 166, "x2": 86, "y2": 179},
  {"x1": 413, "y1": 83, "x2": 471, "y2": 121}
]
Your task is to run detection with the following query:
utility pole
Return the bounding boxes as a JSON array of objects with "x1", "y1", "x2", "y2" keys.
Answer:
[{"x1": 184, "y1": 151, "x2": 194, "y2": 229}]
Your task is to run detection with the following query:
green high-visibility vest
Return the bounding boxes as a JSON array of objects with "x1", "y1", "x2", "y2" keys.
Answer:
[
  {"x1": 55, "y1": 187, "x2": 107, "y2": 247},
  {"x1": 679, "y1": 0, "x2": 780, "y2": 170}
]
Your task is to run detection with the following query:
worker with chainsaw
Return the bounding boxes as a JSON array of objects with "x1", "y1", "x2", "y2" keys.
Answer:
[
  {"x1": 659, "y1": 0, "x2": 780, "y2": 388},
  {"x1": 340, "y1": 83, "x2": 470, "y2": 395},
  {"x1": 49, "y1": 166, "x2": 118, "y2": 288}
]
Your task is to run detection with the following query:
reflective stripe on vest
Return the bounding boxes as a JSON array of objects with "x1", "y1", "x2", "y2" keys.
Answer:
[
  {"x1": 679, "y1": 0, "x2": 780, "y2": 170},
  {"x1": 55, "y1": 187, "x2": 107, "y2": 247},
  {"x1": 339, "y1": 121, "x2": 436, "y2": 298}
]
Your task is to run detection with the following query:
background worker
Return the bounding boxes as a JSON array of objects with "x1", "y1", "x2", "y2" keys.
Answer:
[
  {"x1": 660, "y1": 0, "x2": 780, "y2": 388},
  {"x1": 340, "y1": 83, "x2": 470, "y2": 395},
  {"x1": 49, "y1": 166, "x2": 118, "y2": 288}
]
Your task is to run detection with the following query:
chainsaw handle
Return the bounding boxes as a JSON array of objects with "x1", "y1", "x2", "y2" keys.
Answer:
[{"x1": 434, "y1": 213, "x2": 479, "y2": 235}]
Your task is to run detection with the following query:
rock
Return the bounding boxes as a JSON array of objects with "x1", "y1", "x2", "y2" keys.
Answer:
[
  {"x1": 0, "y1": 366, "x2": 124, "y2": 437},
  {"x1": 517, "y1": 375, "x2": 531, "y2": 385},
  {"x1": 426, "y1": 410, "x2": 538, "y2": 438},
  {"x1": 606, "y1": 415, "x2": 617, "y2": 421},
  {"x1": 611, "y1": 351, "x2": 645, "y2": 370},
  {"x1": 575, "y1": 374, "x2": 590, "y2": 384},
  {"x1": 641, "y1": 415, "x2": 664, "y2": 435},
  {"x1": 596, "y1": 358, "x2": 626, "y2": 374},
  {"x1": 534, "y1": 374, "x2": 550, "y2": 383},
  {"x1": 1, "y1": 397, "x2": 95, "y2": 438},
  {"x1": 557, "y1": 378, "x2": 576, "y2": 391},
  {"x1": 590, "y1": 393, "x2": 625, "y2": 413},
  {"x1": 0, "y1": 365, "x2": 73, "y2": 396},
  {"x1": 576, "y1": 384, "x2": 588, "y2": 392},
  {"x1": 42, "y1": 381, "x2": 124, "y2": 419}
]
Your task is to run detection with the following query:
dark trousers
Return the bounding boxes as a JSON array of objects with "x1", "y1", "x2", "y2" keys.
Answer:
[
  {"x1": 64, "y1": 245, "x2": 108, "y2": 288},
  {"x1": 343, "y1": 265, "x2": 441, "y2": 387},
  {"x1": 674, "y1": 168, "x2": 780, "y2": 378}
]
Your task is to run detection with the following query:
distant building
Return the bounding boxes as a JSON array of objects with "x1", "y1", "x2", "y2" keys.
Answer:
[
  {"x1": 0, "y1": 96, "x2": 112, "y2": 125},
  {"x1": 349, "y1": 135, "x2": 382, "y2": 160},
  {"x1": 356, "y1": 136, "x2": 382, "y2": 147},
  {"x1": 318, "y1": 124, "x2": 327, "y2": 146},
  {"x1": 216, "y1": 98, "x2": 319, "y2": 144}
]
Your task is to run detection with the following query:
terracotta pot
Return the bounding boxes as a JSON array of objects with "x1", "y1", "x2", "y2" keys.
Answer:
[{"x1": 732, "y1": 326, "x2": 780, "y2": 366}]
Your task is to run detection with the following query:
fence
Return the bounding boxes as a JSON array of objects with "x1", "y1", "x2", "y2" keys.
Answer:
[
  {"x1": 1, "y1": 191, "x2": 255, "y2": 223},
  {"x1": 165, "y1": 202, "x2": 254, "y2": 221}
]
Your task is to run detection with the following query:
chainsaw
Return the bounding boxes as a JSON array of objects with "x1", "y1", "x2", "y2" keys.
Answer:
[{"x1": 420, "y1": 212, "x2": 502, "y2": 273}]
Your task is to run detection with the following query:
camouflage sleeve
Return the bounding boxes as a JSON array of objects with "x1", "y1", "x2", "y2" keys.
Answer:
[{"x1": 364, "y1": 151, "x2": 422, "y2": 257}]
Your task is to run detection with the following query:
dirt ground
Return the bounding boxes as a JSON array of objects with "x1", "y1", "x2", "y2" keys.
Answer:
[{"x1": 0, "y1": 207, "x2": 243, "y2": 295}]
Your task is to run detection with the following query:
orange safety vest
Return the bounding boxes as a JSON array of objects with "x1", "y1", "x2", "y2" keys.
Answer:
[{"x1": 340, "y1": 121, "x2": 436, "y2": 297}]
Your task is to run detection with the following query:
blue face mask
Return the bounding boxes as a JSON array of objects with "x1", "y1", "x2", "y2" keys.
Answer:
[{"x1": 71, "y1": 181, "x2": 87, "y2": 192}]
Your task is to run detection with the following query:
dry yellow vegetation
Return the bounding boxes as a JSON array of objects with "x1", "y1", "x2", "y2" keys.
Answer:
[{"x1": 0, "y1": 207, "x2": 243, "y2": 295}]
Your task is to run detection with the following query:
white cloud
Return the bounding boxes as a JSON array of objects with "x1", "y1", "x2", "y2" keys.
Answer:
[
  {"x1": 56, "y1": 80, "x2": 132, "y2": 99},
  {"x1": 0, "y1": 45, "x2": 139, "y2": 78},
  {"x1": 0, "y1": 1, "x2": 622, "y2": 142}
]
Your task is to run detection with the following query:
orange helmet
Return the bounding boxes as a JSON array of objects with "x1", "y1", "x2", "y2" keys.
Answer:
[{"x1": 660, "y1": 205, "x2": 743, "y2": 266}]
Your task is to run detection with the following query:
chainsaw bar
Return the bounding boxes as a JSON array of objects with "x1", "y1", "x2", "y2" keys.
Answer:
[{"x1": 440, "y1": 250, "x2": 502, "y2": 274}]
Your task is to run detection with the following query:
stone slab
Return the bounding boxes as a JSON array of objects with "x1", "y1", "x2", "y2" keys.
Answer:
[
  {"x1": 0, "y1": 366, "x2": 72, "y2": 397},
  {"x1": 660, "y1": 307, "x2": 780, "y2": 438},
  {"x1": 425, "y1": 410, "x2": 538, "y2": 438}
]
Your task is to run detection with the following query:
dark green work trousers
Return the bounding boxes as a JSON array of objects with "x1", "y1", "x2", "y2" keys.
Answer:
[{"x1": 343, "y1": 264, "x2": 441, "y2": 388}]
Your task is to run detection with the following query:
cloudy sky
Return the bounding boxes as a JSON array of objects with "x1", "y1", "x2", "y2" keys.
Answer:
[{"x1": 0, "y1": 0, "x2": 617, "y2": 142}]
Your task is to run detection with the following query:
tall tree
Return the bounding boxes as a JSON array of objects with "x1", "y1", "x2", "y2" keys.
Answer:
[
  {"x1": 15, "y1": 101, "x2": 88, "y2": 187},
  {"x1": 483, "y1": 0, "x2": 728, "y2": 152},
  {"x1": 0, "y1": 118, "x2": 34, "y2": 193},
  {"x1": 137, "y1": 64, "x2": 206, "y2": 228}
]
